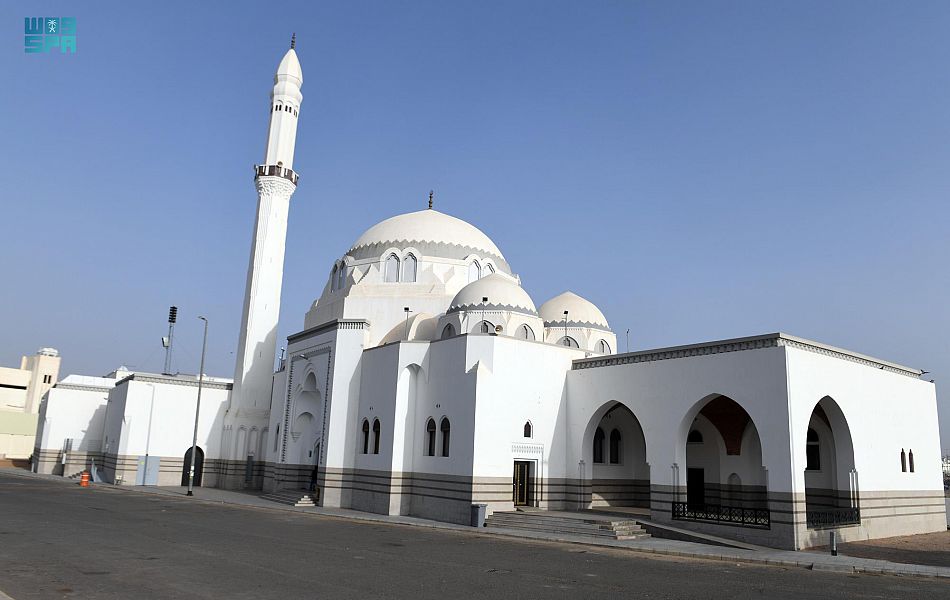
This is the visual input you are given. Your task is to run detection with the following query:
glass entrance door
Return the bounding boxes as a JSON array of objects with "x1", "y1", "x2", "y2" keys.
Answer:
[{"x1": 513, "y1": 461, "x2": 533, "y2": 506}]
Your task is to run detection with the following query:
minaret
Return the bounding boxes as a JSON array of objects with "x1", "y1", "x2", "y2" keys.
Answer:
[{"x1": 227, "y1": 39, "x2": 303, "y2": 463}]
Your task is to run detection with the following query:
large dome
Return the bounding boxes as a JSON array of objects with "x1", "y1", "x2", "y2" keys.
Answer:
[
  {"x1": 348, "y1": 209, "x2": 506, "y2": 265},
  {"x1": 540, "y1": 291, "x2": 611, "y2": 330},
  {"x1": 449, "y1": 274, "x2": 537, "y2": 315}
]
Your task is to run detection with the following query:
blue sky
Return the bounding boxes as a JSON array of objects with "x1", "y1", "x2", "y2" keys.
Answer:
[{"x1": 2, "y1": 2, "x2": 949, "y2": 447}]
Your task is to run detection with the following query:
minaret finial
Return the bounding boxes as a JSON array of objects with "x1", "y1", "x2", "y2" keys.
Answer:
[
  {"x1": 428, "y1": 190, "x2": 434, "y2": 210},
  {"x1": 290, "y1": 33, "x2": 296, "y2": 50}
]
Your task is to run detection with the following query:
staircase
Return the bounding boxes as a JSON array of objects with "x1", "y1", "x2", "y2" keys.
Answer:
[
  {"x1": 260, "y1": 489, "x2": 317, "y2": 508},
  {"x1": 486, "y1": 510, "x2": 649, "y2": 541}
]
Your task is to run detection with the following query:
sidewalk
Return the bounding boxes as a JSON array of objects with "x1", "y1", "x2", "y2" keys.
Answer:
[{"x1": 4, "y1": 468, "x2": 948, "y2": 579}]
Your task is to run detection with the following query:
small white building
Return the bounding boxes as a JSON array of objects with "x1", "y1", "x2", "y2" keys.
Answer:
[{"x1": 0, "y1": 348, "x2": 60, "y2": 459}]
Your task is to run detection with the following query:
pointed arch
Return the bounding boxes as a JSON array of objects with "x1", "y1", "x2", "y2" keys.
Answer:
[
  {"x1": 402, "y1": 254, "x2": 417, "y2": 282},
  {"x1": 384, "y1": 254, "x2": 400, "y2": 282}
]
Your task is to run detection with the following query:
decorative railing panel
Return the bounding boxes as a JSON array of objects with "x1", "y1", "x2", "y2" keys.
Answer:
[
  {"x1": 671, "y1": 502, "x2": 771, "y2": 529},
  {"x1": 806, "y1": 508, "x2": 860, "y2": 529},
  {"x1": 255, "y1": 164, "x2": 299, "y2": 185}
]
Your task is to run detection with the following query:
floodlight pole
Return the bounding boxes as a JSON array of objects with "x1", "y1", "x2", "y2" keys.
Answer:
[{"x1": 187, "y1": 316, "x2": 208, "y2": 497}]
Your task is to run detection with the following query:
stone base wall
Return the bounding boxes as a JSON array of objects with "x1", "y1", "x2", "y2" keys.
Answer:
[
  {"x1": 33, "y1": 447, "x2": 104, "y2": 479},
  {"x1": 591, "y1": 478, "x2": 651, "y2": 508}
]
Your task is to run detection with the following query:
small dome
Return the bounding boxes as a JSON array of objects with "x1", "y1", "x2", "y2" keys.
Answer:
[
  {"x1": 276, "y1": 48, "x2": 302, "y2": 86},
  {"x1": 540, "y1": 291, "x2": 610, "y2": 330},
  {"x1": 449, "y1": 274, "x2": 536, "y2": 315},
  {"x1": 350, "y1": 209, "x2": 505, "y2": 262}
]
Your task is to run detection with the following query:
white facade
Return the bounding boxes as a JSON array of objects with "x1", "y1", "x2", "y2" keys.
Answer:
[{"x1": 0, "y1": 348, "x2": 60, "y2": 459}]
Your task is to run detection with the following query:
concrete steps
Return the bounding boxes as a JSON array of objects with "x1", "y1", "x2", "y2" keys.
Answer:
[
  {"x1": 260, "y1": 489, "x2": 316, "y2": 508},
  {"x1": 486, "y1": 511, "x2": 650, "y2": 541}
]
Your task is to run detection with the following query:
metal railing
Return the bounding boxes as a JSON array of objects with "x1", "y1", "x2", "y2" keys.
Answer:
[
  {"x1": 806, "y1": 507, "x2": 860, "y2": 529},
  {"x1": 671, "y1": 502, "x2": 771, "y2": 529},
  {"x1": 255, "y1": 164, "x2": 299, "y2": 185}
]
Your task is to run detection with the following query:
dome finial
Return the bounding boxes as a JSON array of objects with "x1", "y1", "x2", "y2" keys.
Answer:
[
  {"x1": 290, "y1": 32, "x2": 296, "y2": 50},
  {"x1": 428, "y1": 190, "x2": 434, "y2": 210}
]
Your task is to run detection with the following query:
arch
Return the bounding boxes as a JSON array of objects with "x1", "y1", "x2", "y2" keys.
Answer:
[
  {"x1": 181, "y1": 446, "x2": 204, "y2": 487},
  {"x1": 900, "y1": 448, "x2": 907, "y2": 472},
  {"x1": 581, "y1": 401, "x2": 650, "y2": 509},
  {"x1": 516, "y1": 324, "x2": 535, "y2": 341},
  {"x1": 908, "y1": 449, "x2": 914, "y2": 473},
  {"x1": 483, "y1": 263, "x2": 495, "y2": 276},
  {"x1": 372, "y1": 419, "x2": 381, "y2": 455},
  {"x1": 558, "y1": 336, "x2": 579, "y2": 348},
  {"x1": 330, "y1": 265, "x2": 338, "y2": 291},
  {"x1": 235, "y1": 427, "x2": 247, "y2": 459},
  {"x1": 803, "y1": 396, "x2": 858, "y2": 528},
  {"x1": 361, "y1": 419, "x2": 370, "y2": 454},
  {"x1": 337, "y1": 261, "x2": 347, "y2": 290},
  {"x1": 596, "y1": 339, "x2": 611, "y2": 354},
  {"x1": 468, "y1": 260, "x2": 480, "y2": 283},
  {"x1": 476, "y1": 320, "x2": 494, "y2": 334},
  {"x1": 293, "y1": 372, "x2": 322, "y2": 464},
  {"x1": 441, "y1": 324, "x2": 456, "y2": 339},
  {"x1": 402, "y1": 254, "x2": 418, "y2": 282},
  {"x1": 425, "y1": 418, "x2": 436, "y2": 456},
  {"x1": 293, "y1": 412, "x2": 315, "y2": 464},
  {"x1": 248, "y1": 428, "x2": 259, "y2": 458},
  {"x1": 384, "y1": 254, "x2": 400, "y2": 283},
  {"x1": 523, "y1": 421, "x2": 533, "y2": 438},
  {"x1": 681, "y1": 394, "x2": 767, "y2": 511},
  {"x1": 440, "y1": 417, "x2": 451, "y2": 457}
]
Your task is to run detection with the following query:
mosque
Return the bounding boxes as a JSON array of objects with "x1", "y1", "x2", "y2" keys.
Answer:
[{"x1": 33, "y1": 41, "x2": 946, "y2": 550}]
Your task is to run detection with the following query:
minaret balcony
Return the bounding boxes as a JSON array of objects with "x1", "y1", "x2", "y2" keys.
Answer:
[{"x1": 255, "y1": 164, "x2": 299, "y2": 185}]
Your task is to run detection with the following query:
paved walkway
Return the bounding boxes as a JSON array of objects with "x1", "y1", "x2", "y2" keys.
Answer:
[{"x1": 4, "y1": 469, "x2": 947, "y2": 579}]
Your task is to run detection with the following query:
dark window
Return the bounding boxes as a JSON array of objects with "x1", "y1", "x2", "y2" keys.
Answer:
[
  {"x1": 440, "y1": 418, "x2": 451, "y2": 457},
  {"x1": 593, "y1": 427, "x2": 605, "y2": 464},
  {"x1": 425, "y1": 418, "x2": 436, "y2": 456},
  {"x1": 441, "y1": 324, "x2": 456, "y2": 339},
  {"x1": 806, "y1": 428, "x2": 820, "y2": 471},
  {"x1": 609, "y1": 429, "x2": 621, "y2": 464},
  {"x1": 523, "y1": 421, "x2": 532, "y2": 438},
  {"x1": 908, "y1": 449, "x2": 914, "y2": 473},
  {"x1": 372, "y1": 419, "x2": 381, "y2": 455},
  {"x1": 687, "y1": 430, "x2": 703, "y2": 444},
  {"x1": 900, "y1": 448, "x2": 907, "y2": 472},
  {"x1": 361, "y1": 420, "x2": 369, "y2": 455}
]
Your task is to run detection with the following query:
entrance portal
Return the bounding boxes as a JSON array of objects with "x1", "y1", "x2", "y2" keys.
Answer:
[
  {"x1": 181, "y1": 446, "x2": 204, "y2": 487},
  {"x1": 686, "y1": 468, "x2": 704, "y2": 507},
  {"x1": 513, "y1": 461, "x2": 533, "y2": 506}
]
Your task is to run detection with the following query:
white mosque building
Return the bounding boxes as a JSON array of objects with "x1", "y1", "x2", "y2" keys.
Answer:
[{"x1": 34, "y1": 41, "x2": 946, "y2": 550}]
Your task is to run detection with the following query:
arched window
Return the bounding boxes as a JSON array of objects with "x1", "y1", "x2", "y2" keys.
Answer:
[
  {"x1": 596, "y1": 339, "x2": 610, "y2": 354},
  {"x1": 478, "y1": 320, "x2": 493, "y2": 334},
  {"x1": 425, "y1": 418, "x2": 436, "y2": 456},
  {"x1": 558, "y1": 336, "x2": 579, "y2": 348},
  {"x1": 516, "y1": 324, "x2": 535, "y2": 341},
  {"x1": 440, "y1": 417, "x2": 451, "y2": 457},
  {"x1": 468, "y1": 260, "x2": 480, "y2": 283},
  {"x1": 609, "y1": 429, "x2": 622, "y2": 464},
  {"x1": 331, "y1": 265, "x2": 338, "y2": 291},
  {"x1": 372, "y1": 419, "x2": 381, "y2": 455},
  {"x1": 593, "y1": 427, "x2": 605, "y2": 464},
  {"x1": 900, "y1": 448, "x2": 907, "y2": 472},
  {"x1": 402, "y1": 254, "x2": 417, "y2": 282},
  {"x1": 361, "y1": 420, "x2": 370, "y2": 454},
  {"x1": 484, "y1": 263, "x2": 495, "y2": 276},
  {"x1": 384, "y1": 254, "x2": 400, "y2": 283},
  {"x1": 806, "y1": 428, "x2": 820, "y2": 471},
  {"x1": 687, "y1": 430, "x2": 703, "y2": 444},
  {"x1": 523, "y1": 421, "x2": 533, "y2": 438},
  {"x1": 337, "y1": 263, "x2": 347, "y2": 289},
  {"x1": 441, "y1": 324, "x2": 456, "y2": 339},
  {"x1": 908, "y1": 449, "x2": 914, "y2": 473}
]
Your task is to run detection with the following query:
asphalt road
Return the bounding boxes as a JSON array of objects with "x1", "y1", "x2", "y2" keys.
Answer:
[{"x1": 0, "y1": 473, "x2": 945, "y2": 599}]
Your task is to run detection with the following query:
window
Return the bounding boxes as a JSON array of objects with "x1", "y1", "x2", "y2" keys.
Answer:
[
  {"x1": 441, "y1": 324, "x2": 456, "y2": 339},
  {"x1": 468, "y1": 260, "x2": 480, "y2": 283},
  {"x1": 384, "y1": 254, "x2": 400, "y2": 282},
  {"x1": 596, "y1": 339, "x2": 610, "y2": 354},
  {"x1": 440, "y1": 418, "x2": 451, "y2": 457},
  {"x1": 425, "y1": 419, "x2": 436, "y2": 456},
  {"x1": 372, "y1": 419, "x2": 381, "y2": 455},
  {"x1": 402, "y1": 254, "x2": 417, "y2": 282},
  {"x1": 516, "y1": 324, "x2": 535, "y2": 341},
  {"x1": 909, "y1": 449, "x2": 914, "y2": 473},
  {"x1": 609, "y1": 429, "x2": 621, "y2": 464},
  {"x1": 337, "y1": 263, "x2": 346, "y2": 290},
  {"x1": 558, "y1": 336, "x2": 579, "y2": 348},
  {"x1": 687, "y1": 430, "x2": 703, "y2": 444},
  {"x1": 523, "y1": 421, "x2": 533, "y2": 438},
  {"x1": 484, "y1": 263, "x2": 495, "y2": 276},
  {"x1": 806, "y1": 428, "x2": 820, "y2": 471},
  {"x1": 361, "y1": 420, "x2": 370, "y2": 454},
  {"x1": 330, "y1": 265, "x2": 337, "y2": 291},
  {"x1": 900, "y1": 449, "x2": 907, "y2": 472},
  {"x1": 593, "y1": 427, "x2": 605, "y2": 464},
  {"x1": 285, "y1": 105, "x2": 291, "y2": 112},
  {"x1": 479, "y1": 321, "x2": 493, "y2": 334}
]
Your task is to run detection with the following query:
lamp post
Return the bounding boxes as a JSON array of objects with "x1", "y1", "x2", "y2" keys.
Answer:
[
  {"x1": 404, "y1": 306, "x2": 411, "y2": 339},
  {"x1": 187, "y1": 316, "x2": 208, "y2": 497},
  {"x1": 563, "y1": 310, "x2": 569, "y2": 345},
  {"x1": 481, "y1": 297, "x2": 489, "y2": 333}
]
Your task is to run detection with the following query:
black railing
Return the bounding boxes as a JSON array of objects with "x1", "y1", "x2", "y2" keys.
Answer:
[
  {"x1": 672, "y1": 502, "x2": 771, "y2": 529},
  {"x1": 255, "y1": 164, "x2": 299, "y2": 185},
  {"x1": 806, "y1": 507, "x2": 860, "y2": 529}
]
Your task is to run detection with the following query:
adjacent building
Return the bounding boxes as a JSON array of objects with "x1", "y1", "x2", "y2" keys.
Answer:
[{"x1": 0, "y1": 348, "x2": 60, "y2": 459}]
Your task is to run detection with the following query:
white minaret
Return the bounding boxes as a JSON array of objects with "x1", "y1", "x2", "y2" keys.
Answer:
[{"x1": 225, "y1": 38, "x2": 303, "y2": 470}]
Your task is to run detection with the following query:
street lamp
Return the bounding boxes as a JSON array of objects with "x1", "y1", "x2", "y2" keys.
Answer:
[
  {"x1": 187, "y1": 316, "x2": 208, "y2": 497},
  {"x1": 563, "y1": 310, "x2": 569, "y2": 345},
  {"x1": 404, "y1": 306, "x2": 411, "y2": 339}
]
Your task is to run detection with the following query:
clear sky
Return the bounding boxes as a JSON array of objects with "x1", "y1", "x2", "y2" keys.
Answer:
[{"x1": 2, "y1": 2, "x2": 949, "y2": 448}]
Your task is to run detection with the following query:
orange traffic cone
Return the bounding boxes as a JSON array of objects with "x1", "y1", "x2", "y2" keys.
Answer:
[{"x1": 79, "y1": 471, "x2": 90, "y2": 487}]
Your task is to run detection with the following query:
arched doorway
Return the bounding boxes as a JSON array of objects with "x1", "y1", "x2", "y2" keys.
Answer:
[
  {"x1": 181, "y1": 446, "x2": 204, "y2": 487},
  {"x1": 804, "y1": 396, "x2": 858, "y2": 528},
  {"x1": 677, "y1": 395, "x2": 769, "y2": 527},
  {"x1": 583, "y1": 402, "x2": 650, "y2": 509}
]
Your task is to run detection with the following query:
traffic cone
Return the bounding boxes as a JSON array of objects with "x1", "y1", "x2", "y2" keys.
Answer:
[{"x1": 79, "y1": 471, "x2": 90, "y2": 487}]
